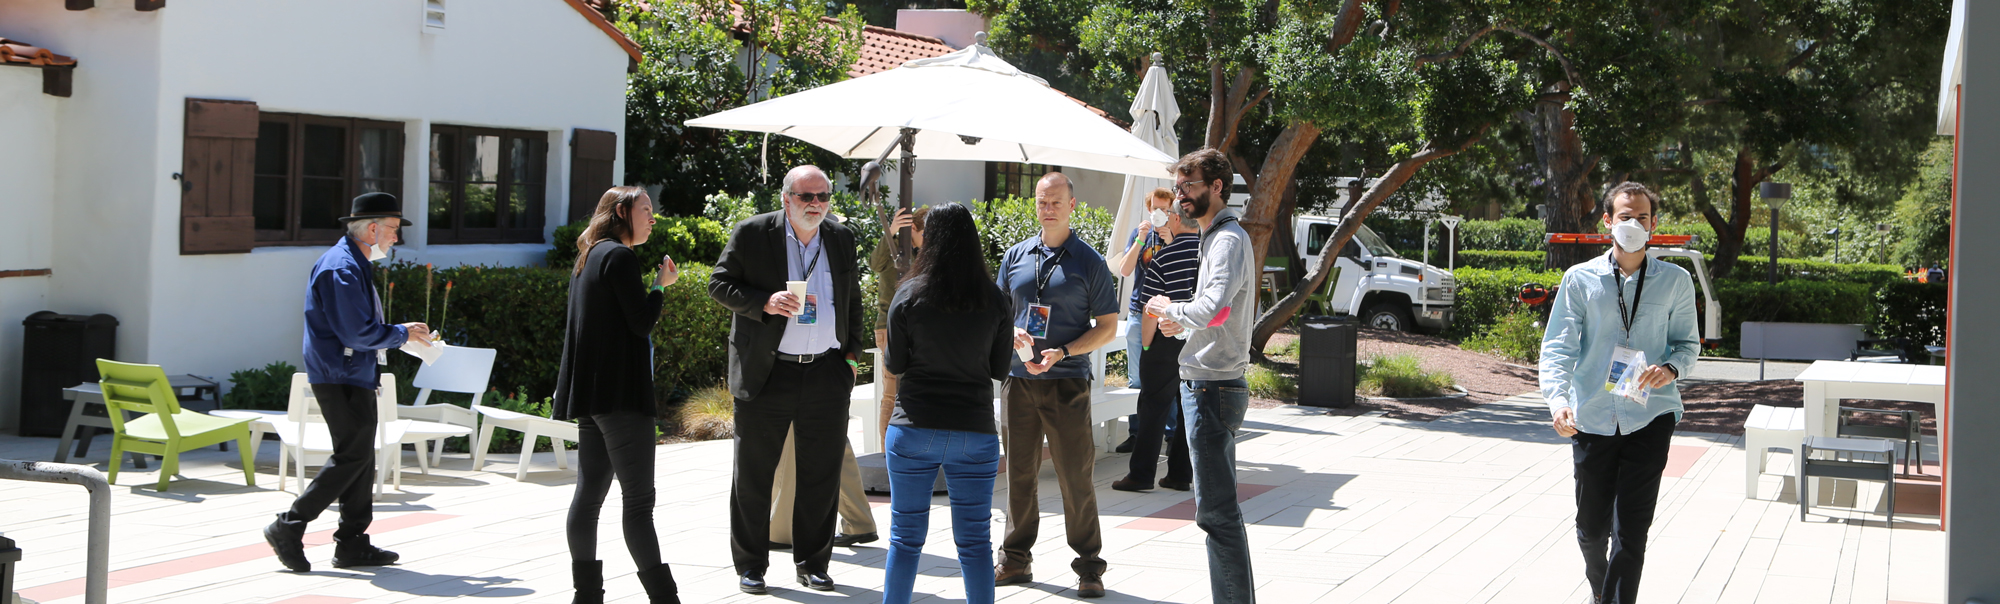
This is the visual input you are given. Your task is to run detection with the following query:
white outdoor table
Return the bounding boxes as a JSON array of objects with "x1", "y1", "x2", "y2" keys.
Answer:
[{"x1": 1793, "y1": 360, "x2": 1947, "y2": 439}]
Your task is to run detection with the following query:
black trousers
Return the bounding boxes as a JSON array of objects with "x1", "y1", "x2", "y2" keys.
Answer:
[
  {"x1": 279, "y1": 383, "x2": 377, "y2": 541},
  {"x1": 568, "y1": 412, "x2": 662, "y2": 569},
  {"x1": 1126, "y1": 335, "x2": 1190, "y2": 486},
  {"x1": 729, "y1": 354, "x2": 852, "y2": 574},
  {"x1": 1573, "y1": 412, "x2": 1676, "y2": 604}
]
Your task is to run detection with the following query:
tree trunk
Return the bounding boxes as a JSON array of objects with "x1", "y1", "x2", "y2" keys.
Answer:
[
  {"x1": 1251, "y1": 127, "x2": 1490, "y2": 354},
  {"x1": 1238, "y1": 122, "x2": 1323, "y2": 280},
  {"x1": 1703, "y1": 149, "x2": 1770, "y2": 281},
  {"x1": 1526, "y1": 90, "x2": 1601, "y2": 271}
]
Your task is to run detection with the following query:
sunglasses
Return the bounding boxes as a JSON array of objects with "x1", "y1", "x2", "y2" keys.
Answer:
[{"x1": 792, "y1": 192, "x2": 833, "y2": 203}]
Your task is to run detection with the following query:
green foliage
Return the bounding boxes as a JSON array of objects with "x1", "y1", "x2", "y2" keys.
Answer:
[
  {"x1": 1457, "y1": 250, "x2": 1546, "y2": 271},
  {"x1": 1893, "y1": 139, "x2": 1954, "y2": 267},
  {"x1": 613, "y1": 0, "x2": 865, "y2": 216},
  {"x1": 1457, "y1": 219, "x2": 1547, "y2": 252},
  {"x1": 972, "y1": 196, "x2": 1115, "y2": 271},
  {"x1": 479, "y1": 389, "x2": 561, "y2": 453},
  {"x1": 1444, "y1": 268, "x2": 1564, "y2": 341},
  {"x1": 1463, "y1": 311, "x2": 1545, "y2": 365},
  {"x1": 1246, "y1": 363, "x2": 1297, "y2": 400},
  {"x1": 546, "y1": 215, "x2": 730, "y2": 271},
  {"x1": 1875, "y1": 281, "x2": 1949, "y2": 349},
  {"x1": 376, "y1": 261, "x2": 730, "y2": 419},
  {"x1": 1709, "y1": 280, "x2": 1876, "y2": 355},
  {"x1": 223, "y1": 361, "x2": 297, "y2": 411},
  {"x1": 1359, "y1": 353, "x2": 1455, "y2": 398}
]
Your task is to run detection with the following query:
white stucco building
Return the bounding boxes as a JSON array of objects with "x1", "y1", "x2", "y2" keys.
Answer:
[{"x1": 0, "y1": 0, "x2": 635, "y2": 433}]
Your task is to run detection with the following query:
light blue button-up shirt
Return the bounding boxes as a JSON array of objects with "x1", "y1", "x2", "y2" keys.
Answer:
[
  {"x1": 1539, "y1": 252, "x2": 1701, "y2": 436},
  {"x1": 777, "y1": 214, "x2": 839, "y2": 355}
]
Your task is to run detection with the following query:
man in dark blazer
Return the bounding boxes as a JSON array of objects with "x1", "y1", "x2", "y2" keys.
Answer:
[{"x1": 708, "y1": 165, "x2": 865, "y2": 594}]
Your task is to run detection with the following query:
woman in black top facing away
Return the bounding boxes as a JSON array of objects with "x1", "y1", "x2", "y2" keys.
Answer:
[
  {"x1": 881, "y1": 202, "x2": 1016, "y2": 604},
  {"x1": 553, "y1": 186, "x2": 681, "y2": 604}
]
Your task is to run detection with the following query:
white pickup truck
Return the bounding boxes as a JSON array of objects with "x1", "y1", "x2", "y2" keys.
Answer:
[{"x1": 1293, "y1": 215, "x2": 1456, "y2": 333}]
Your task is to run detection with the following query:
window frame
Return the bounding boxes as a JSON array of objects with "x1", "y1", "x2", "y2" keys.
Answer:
[
  {"x1": 985, "y1": 162, "x2": 1060, "y2": 201},
  {"x1": 251, "y1": 112, "x2": 405, "y2": 246},
  {"x1": 427, "y1": 124, "x2": 549, "y2": 245}
]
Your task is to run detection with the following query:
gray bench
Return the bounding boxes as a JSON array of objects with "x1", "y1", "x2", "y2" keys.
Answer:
[{"x1": 1741, "y1": 322, "x2": 1866, "y2": 379}]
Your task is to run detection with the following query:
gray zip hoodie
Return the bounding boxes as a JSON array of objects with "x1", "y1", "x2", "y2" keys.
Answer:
[{"x1": 1161, "y1": 207, "x2": 1255, "y2": 381}]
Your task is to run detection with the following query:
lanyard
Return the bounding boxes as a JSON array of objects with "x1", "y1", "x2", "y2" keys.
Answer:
[
  {"x1": 1612, "y1": 253, "x2": 1648, "y2": 341},
  {"x1": 792, "y1": 234, "x2": 823, "y2": 292},
  {"x1": 1034, "y1": 244, "x2": 1069, "y2": 303}
]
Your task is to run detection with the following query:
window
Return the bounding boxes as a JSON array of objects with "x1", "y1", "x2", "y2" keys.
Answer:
[
  {"x1": 252, "y1": 114, "x2": 404, "y2": 244},
  {"x1": 985, "y1": 162, "x2": 1058, "y2": 200},
  {"x1": 428, "y1": 125, "x2": 548, "y2": 244}
]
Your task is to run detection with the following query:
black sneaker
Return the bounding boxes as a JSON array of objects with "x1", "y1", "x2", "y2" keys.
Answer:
[
  {"x1": 831, "y1": 532, "x2": 878, "y2": 547},
  {"x1": 331, "y1": 534, "x2": 400, "y2": 568},
  {"x1": 263, "y1": 517, "x2": 310, "y2": 572},
  {"x1": 1114, "y1": 436, "x2": 1135, "y2": 454}
]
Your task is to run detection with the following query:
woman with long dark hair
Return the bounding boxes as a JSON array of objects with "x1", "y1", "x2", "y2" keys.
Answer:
[
  {"x1": 552, "y1": 186, "x2": 681, "y2": 604},
  {"x1": 880, "y1": 202, "x2": 1015, "y2": 604}
]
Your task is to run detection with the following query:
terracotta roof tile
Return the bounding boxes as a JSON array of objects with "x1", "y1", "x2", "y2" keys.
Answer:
[{"x1": 0, "y1": 37, "x2": 76, "y2": 67}]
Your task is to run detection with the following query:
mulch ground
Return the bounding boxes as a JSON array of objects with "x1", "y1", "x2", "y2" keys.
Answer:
[{"x1": 1253, "y1": 328, "x2": 1939, "y2": 435}]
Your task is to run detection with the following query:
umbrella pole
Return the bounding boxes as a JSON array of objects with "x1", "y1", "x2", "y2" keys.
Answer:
[
  {"x1": 859, "y1": 128, "x2": 920, "y2": 272},
  {"x1": 896, "y1": 127, "x2": 917, "y2": 272}
]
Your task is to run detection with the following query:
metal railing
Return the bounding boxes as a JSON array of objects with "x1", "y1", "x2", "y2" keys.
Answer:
[{"x1": 0, "y1": 460, "x2": 109, "y2": 604}]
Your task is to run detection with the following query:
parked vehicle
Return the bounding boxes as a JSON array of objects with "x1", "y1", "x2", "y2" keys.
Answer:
[{"x1": 1293, "y1": 215, "x2": 1456, "y2": 333}]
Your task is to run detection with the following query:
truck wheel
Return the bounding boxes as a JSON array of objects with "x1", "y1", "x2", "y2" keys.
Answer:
[{"x1": 1363, "y1": 303, "x2": 1414, "y2": 332}]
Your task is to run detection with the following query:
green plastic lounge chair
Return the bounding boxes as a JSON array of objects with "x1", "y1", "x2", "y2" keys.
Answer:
[
  {"x1": 97, "y1": 359, "x2": 256, "y2": 491},
  {"x1": 1304, "y1": 267, "x2": 1343, "y2": 315}
]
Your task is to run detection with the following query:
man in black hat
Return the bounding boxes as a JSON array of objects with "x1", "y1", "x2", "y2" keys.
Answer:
[{"x1": 265, "y1": 192, "x2": 429, "y2": 572}]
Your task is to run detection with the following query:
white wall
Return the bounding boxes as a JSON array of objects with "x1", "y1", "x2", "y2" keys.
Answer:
[
  {"x1": 1068, "y1": 167, "x2": 1125, "y2": 214},
  {"x1": 0, "y1": 67, "x2": 61, "y2": 432},
  {"x1": 900, "y1": 159, "x2": 985, "y2": 205}
]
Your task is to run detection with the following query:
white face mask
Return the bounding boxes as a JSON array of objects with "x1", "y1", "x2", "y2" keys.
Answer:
[
  {"x1": 1610, "y1": 219, "x2": 1649, "y2": 253},
  {"x1": 363, "y1": 224, "x2": 391, "y2": 262},
  {"x1": 1148, "y1": 208, "x2": 1170, "y2": 228}
]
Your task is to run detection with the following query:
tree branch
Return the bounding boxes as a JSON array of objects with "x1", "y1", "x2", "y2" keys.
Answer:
[
  {"x1": 1325, "y1": 0, "x2": 1371, "y2": 51},
  {"x1": 1782, "y1": 39, "x2": 1822, "y2": 73},
  {"x1": 1414, "y1": 25, "x2": 1584, "y2": 89},
  {"x1": 1413, "y1": 25, "x2": 1496, "y2": 66}
]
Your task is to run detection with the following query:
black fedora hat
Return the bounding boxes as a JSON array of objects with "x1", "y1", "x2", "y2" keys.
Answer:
[{"x1": 339, "y1": 192, "x2": 412, "y2": 226}]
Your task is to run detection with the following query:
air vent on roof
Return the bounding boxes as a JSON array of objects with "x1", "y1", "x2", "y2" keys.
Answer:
[{"x1": 423, "y1": 0, "x2": 446, "y2": 34}]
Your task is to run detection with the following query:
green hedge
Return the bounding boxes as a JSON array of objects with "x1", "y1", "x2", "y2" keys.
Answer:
[
  {"x1": 1875, "y1": 281, "x2": 1948, "y2": 349},
  {"x1": 375, "y1": 261, "x2": 728, "y2": 418},
  {"x1": 1444, "y1": 267, "x2": 1563, "y2": 341},
  {"x1": 974, "y1": 195, "x2": 1115, "y2": 270},
  {"x1": 1457, "y1": 250, "x2": 1547, "y2": 271},
  {"x1": 1450, "y1": 249, "x2": 1903, "y2": 285},
  {"x1": 1456, "y1": 218, "x2": 1546, "y2": 252},
  {"x1": 547, "y1": 215, "x2": 731, "y2": 271}
]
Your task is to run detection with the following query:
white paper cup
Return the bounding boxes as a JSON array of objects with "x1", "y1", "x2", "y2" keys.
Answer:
[
  {"x1": 1016, "y1": 346, "x2": 1035, "y2": 362},
  {"x1": 785, "y1": 281, "x2": 807, "y2": 306}
]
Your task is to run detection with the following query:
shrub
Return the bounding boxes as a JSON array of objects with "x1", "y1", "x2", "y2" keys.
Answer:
[
  {"x1": 478, "y1": 389, "x2": 562, "y2": 453},
  {"x1": 547, "y1": 214, "x2": 731, "y2": 271},
  {"x1": 1445, "y1": 267, "x2": 1564, "y2": 340},
  {"x1": 1462, "y1": 311, "x2": 1545, "y2": 364},
  {"x1": 673, "y1": 384, "x2": 735, "y2": 441},
  {"x1": 1457, "y1": 250, "x2": 1547, "y2": 271},
  {"x1": 973, "y1": 196, "x2": 1115, "y2": 270},
  {"x1": 1359, "y1": 353, "x2": 1456, "y2": 398},
  {"x1": 224, "y1": 361, "x2": 297, "y2": 411},
  {"x1": 1247, "y1": 363, "x2": 1297, "y2": 399},
  {"x1": 1709, "y1": 279, "x2": 1875, "y2": 356},
  {"x1": 1456, "y1": 218, "x2": 1546, "y2": 252},
  {"x1": 1875, "y1": 281, "x2": 1948, "y2": 349}
]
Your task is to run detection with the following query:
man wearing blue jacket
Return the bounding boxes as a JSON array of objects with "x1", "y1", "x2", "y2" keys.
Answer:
[{"x1": 265, "y1": 192, "x2": 429, "y2": 572}]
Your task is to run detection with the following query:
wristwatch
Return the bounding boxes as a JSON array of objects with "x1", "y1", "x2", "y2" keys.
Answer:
[{"x1": 1058, "y1": 344, "x2": 1071, "y2": 358}]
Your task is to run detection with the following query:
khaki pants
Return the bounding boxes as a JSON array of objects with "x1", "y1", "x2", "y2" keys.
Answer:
[
  {"x1": 771, "y1": 426, "x2": 876, "y2": 542},
  {"x1": 999, "y1": 376, "x2": 1106, "y2": 577}
]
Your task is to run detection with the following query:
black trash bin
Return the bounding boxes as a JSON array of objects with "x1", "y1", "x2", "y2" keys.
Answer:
[
  {"x1": 18, "y1": 311, "x2": 118, "y2": 437},
  {"x1": 1296, "y1": 315, "x2": 1356, "y2": 408}
]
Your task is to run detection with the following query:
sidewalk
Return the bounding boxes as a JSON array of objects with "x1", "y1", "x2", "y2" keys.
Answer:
[{"x1": 0, "y1": 393, "x2": 1943, "y2": 603}]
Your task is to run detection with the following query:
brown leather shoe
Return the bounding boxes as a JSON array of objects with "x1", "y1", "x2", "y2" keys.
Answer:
[
  {"x1": 1078, "y1": 574, "x2": 1105, "y2": 598},
  {"x1": 994, "y1": 562, "x2": 1033, "y2": 586}
]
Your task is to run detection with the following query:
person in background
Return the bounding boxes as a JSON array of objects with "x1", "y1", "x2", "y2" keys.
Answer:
[
  {"x1": 1110, "y1": 187, "x2": 1179, "y2": 453},
  {"x1": 1113, "y1": 186, "x2": 1198, "y2": 493},
  {"x1": 709, "y1": 165, "x2": 866, "y2": 594},
  {"x1": 553, "y1": 186, "x2": 681, "y2": 604},
  {"x1": 880, "y1": 202, "x2": 1014, "y2": 604},
  {"x1": 993, "y1": 172, "x2": 1118, "y2": 599},
  {"x1": 1146, "y1": 149, "x2": 1258, "y2": 604},
  {"x1": 266, "y1": 192, "x2": 425, "y2": 573},
  {"x1": 1539, "y1": 182, "x2": 1699, "y2": 604}
]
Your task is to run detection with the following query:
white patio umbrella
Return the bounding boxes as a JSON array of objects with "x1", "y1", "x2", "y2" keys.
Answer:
[
  {"x1": 1107, "y1": 53, "x2": 1182, "y2": 316},
  {"x1": 685, "y1": 35, "x2": 1178, "y2": 178}
]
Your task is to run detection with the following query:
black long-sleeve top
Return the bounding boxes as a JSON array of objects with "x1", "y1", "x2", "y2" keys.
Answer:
[
  {"x1": 553, "y1": 241, "x2": 665, "y2": 420},
  {"x1": 885, "y1": 282, "x2": 1015, "y2": 434}
]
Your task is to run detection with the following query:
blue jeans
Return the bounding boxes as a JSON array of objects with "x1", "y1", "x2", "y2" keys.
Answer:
[
  {"x1": 1181, "y1": 378, "x2": 1256, "y2": 604},
  {"x1": 883, "y1": 425, "x2": 1000, "y2": 604},
  {"x1": 1123, "y1": 312, "x2": 1144, "y2": 390}
]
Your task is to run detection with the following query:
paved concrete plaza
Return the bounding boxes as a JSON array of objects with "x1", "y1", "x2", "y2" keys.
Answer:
[{"x1": 1, "y1": 393, "x2": 1944, "y2": 603}]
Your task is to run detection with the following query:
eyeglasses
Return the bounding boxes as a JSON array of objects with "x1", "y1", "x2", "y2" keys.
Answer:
[
  {"x1": 1173, "y1": 181, "x2": 1209, "y2": 196},
  {"x1": 791, "y1": 192, "x2": 833, "y2": 203}
]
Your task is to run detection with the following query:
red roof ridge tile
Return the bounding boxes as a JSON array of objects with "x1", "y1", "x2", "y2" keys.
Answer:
[{"x1": 0, "y1": 37, "x2": 78, "y2": 67}]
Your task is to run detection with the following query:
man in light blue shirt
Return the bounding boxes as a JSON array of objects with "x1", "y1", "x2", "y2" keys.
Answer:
[{"x1": 1539, "y1": 182, "x2": 1701, "y2": 604}]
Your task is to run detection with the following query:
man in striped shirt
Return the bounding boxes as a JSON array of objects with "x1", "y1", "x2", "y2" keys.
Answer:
[{"x1": 1112, "y1": 191, "x2": 1200, "y2": 492}]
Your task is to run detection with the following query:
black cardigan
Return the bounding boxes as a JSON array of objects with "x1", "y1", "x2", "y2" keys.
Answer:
[
  {"x1": 553, "y1": 241, "x2": 665, "y2": 420},
  {"x1": 885, "y1": 283, "x2": 1014, "y2": 434}
]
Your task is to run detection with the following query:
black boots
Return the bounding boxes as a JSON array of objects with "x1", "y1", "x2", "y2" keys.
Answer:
[
  {"x1": 572, "y1": 560, "x2": 605, "y2": 604},
  {"x1": 636, "y1": 564, "x2": 682, "y2": 604}
]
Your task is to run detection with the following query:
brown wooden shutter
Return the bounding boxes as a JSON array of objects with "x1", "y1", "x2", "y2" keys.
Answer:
[
  {"x1": 568, "y1": 128, "x2": 617, "y2": 225},
  {"x1": 180, "y1": 98, "x2": 258, "y2": 254}
]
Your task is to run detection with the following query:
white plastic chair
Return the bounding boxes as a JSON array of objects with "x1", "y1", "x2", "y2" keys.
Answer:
[
  {"x1": 391, "y1": 345, "x2": 488, "y2": 480},
  {"x1": 1744, "y1": 404, "x2": 1806, "y2": 499},
  {"x1": 272, "y1": 373, "x2": 408, "y2": 499},
  {"x1": 446, "y1": 346, "x2": 578, "y2": 480},
  {"x1": 379, "y1": 379, "x2": 475, "y2": 491}
]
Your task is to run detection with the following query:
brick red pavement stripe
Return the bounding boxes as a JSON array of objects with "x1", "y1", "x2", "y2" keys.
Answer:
[
  {"x1": 1662, "y1": 445, "x2": 1708, "y2": 479},
  {"x1": 1118, "y1": 483, "x2": 1279, "y2": 531},
  {"x1": 18, "y1": 513, "x2": 456, "y2": 602}
]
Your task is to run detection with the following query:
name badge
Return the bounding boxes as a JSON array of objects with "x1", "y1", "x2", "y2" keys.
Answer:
[
  {"x1": 1025, "y1": 303, "x2": 1052, "y2": 339},
  {"x1": 1605, "y1": 345, "x2": 1651, "y2": 403},
  {"x1": 796, "y1": 293, "x2": 820, "y2": 325}
]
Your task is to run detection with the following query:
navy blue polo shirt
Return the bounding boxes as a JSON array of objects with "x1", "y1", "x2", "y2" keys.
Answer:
[{"x1": 996, "y1": 231, "x2": 1118, "y2": 380}]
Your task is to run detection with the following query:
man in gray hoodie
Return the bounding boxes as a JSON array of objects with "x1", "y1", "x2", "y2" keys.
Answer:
[{"x1": 1145, "y1": 148, "x2": 1257, "y2": 604}]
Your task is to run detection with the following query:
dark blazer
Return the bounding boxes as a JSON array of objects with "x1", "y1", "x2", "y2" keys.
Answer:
[
  {"x1": 553, "y1": 241, "x2": 665, "y2": 420},
  {"x1": 708, "y1": 210, "x2": 865, "y2": 401}
]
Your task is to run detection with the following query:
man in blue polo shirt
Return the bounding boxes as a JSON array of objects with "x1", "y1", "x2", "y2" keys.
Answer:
[{"x1": 993, "y1": 172, "x2": 1119, "y2": 599}]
